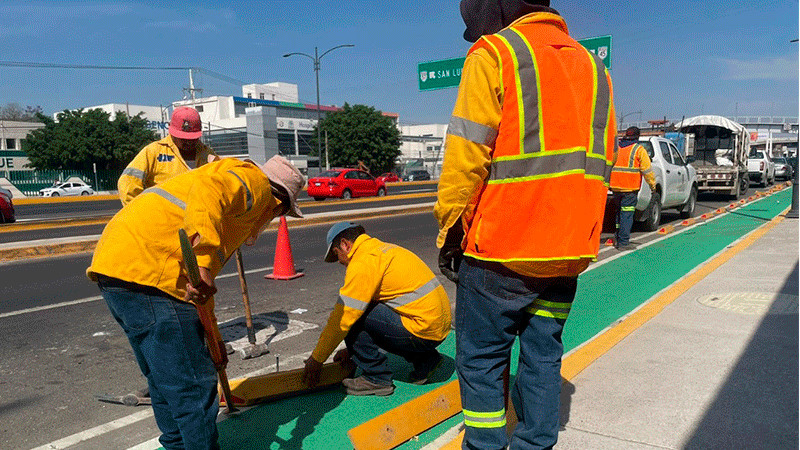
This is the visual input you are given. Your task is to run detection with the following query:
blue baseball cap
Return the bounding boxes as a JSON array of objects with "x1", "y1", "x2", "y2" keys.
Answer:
[{"x1": 325, "y1": 222, "x2": 360, "y2": 262}]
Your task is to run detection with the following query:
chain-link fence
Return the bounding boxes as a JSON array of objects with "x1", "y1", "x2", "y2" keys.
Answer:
[{"x1": 2, "y1": 168, "x2": 123, "y2": 196}]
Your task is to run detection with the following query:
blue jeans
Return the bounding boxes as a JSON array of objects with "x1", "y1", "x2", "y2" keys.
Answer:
[
  {"x1": 99, "y1": 277, "x2": 220, "y2": 450},
  {"x1": 345, "y1": 302, "x2": 443, "y2": 385},
  {"x1": 456, "y1": 257, "x2": 577, "y2": 450},
  {"x1": 612, "y1": 191, "x2": 638, "y2": 246}
]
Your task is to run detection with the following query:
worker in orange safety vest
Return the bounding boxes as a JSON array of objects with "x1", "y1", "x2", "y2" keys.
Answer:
[
  {"x1": 609, "y1": 126, "x2": 657, "y2": 250},
  {"x1": 434, "y1": 0, "x2": 617, "y2": 448}
]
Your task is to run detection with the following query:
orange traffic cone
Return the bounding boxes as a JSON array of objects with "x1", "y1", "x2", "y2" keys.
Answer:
[{"x1": 265, "y1": 216, "x2": 304, "y2": 280}]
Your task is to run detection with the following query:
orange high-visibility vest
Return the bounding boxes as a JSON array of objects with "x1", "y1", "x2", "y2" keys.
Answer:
[
  {"x1": 610, "y1": 143, "x2": 647, "y2": 191},
  {"x1": 458, "y1": 14, "x2": 616, "y2": 264}
]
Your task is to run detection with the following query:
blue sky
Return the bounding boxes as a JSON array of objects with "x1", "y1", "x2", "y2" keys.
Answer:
[{"x1": 0, "y1": 1, "x2": 797, "y2": 125}]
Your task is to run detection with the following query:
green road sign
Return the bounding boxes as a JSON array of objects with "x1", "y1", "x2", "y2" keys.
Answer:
[
  {"x1": 418, "y1": 57, "x2": 465, "y2": 91},
  {"x1": 578, "y1": 35, "x2": 612, "y2": 69}
]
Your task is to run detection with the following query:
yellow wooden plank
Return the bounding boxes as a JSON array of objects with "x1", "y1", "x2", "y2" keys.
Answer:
[
  {"x1": 439, "y1": 430, "x2": 464, "y2": 450},
  {"x1": 348, "y1": 380, "x2": 462, "y2": 450},
  {"x1": 221, "y1": 360, "x2": 355, "y2": 406}
]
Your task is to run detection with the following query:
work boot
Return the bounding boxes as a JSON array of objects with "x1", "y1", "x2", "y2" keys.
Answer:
[
  {"x1": 409, "y1": 353, "x2": 443, "y2": 385},
  {"x1": 342, "y1": 376, "x2": 395, "y2": 396}
]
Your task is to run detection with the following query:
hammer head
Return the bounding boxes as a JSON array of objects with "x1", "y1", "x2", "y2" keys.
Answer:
[{"x1": 239, "y1": 343, "x2": 269, "y2": 360}]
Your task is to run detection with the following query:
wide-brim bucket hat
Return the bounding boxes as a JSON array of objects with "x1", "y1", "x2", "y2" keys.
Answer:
[{"x1": 259, "y1": 155, "x2": 306, "y2": 218}]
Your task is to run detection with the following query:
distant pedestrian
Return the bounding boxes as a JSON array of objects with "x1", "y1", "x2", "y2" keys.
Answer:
[
  {"x1": 610, "y1": 126, "x2": 657, "y2": 250},
  {"x1": 118, "y1": 106, "x2": 217, "y2": 205},
  {"x1": 89, "y1": 155, "x2": 304, "y2": 450},
  {"x1": 435, "y1": 0, "x2": 617, "y2": 448},
  {"x1": 302, "y1": 222, "x2": 451, "y2": 396}
]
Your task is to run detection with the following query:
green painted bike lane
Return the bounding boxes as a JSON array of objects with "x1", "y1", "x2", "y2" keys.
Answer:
[{"x1": 203, "y1": 190, "x2": 791, "y2": 450}]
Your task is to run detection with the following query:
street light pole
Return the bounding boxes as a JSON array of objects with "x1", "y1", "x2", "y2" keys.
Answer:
[
  {"x1": 619, "y1": 110, "x2": 642, "y2": 126},
  {"x1": 284, "y1": 44, "x2": 354, "y2": 170}
]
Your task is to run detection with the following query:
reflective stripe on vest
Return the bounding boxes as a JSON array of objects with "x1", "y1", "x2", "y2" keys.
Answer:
[
  {"x1": 337, "y1": 294, "x2": 368, "y2": 311},
  {"x1": 525, "y1": 298, "x2": 572, "y2": 320},
  {"x1": 485, "y1": 27, "x2": 612, "y2": 184},
  {"x1": 463, "y1": 408, "x2": 507, "y2": 429}
]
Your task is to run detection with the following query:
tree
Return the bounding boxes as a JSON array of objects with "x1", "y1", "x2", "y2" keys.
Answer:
[
  {"x1": 0, "y1": 102, "x2": 43, "y2": 121},
  {"x1": 311, "y1": 103, "x2": 401, "y2": 175},
  {"x1": 22, "y1": 109, "x2": 159, "y2": 171}
]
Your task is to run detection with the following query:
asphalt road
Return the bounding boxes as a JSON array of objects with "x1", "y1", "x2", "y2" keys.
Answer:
[{"x1": 0, "y1": 188, "x2": 764, "y2": 449}]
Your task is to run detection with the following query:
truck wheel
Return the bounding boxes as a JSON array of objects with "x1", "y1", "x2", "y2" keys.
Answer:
[
  {"x1": 679, "y1": 186, "x2": 697, "y2": 219},
  {"x1": 642, "y1": 194, "x2": 662, "y2": 232}
]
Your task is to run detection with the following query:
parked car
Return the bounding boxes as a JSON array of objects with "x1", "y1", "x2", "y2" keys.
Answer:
[
  {"x1": 607, "y1": 136, "x2": 698, "y2": 231},
  {"x1": 39, "y1": 180, "x2": 95, "y2": 197},
  {"x1": 747, "y1": 149, "x2": 775, "y2": 186},
  {"x1": 0, "y1": 189, "x2": 14, "y2": 223},
  {"x1": 402, "y1": 170, "x2": 431, "y2": 181},
  {"x1": 771, "y1": 157, "x2": 793, "y2": 181},
  {"x1": 307, "y1": 168, "x2": 386, "y2": 200},
  {"x1": 376, "y1": 172, "x2": 400, "y2": 183}
]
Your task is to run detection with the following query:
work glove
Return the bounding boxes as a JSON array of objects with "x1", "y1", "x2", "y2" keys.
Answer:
[{"x1": 438, "y1": 225, "x2": 464, "y2": 284}]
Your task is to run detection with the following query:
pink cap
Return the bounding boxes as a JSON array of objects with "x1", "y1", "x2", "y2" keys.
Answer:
[{"x1": 169, "y1": 107, "x2": 202, "y2": 140}]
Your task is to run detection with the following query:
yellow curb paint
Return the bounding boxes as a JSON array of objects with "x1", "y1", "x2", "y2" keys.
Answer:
[
  {"x1": 559, "y1": 209, "x2": 788, "y2": 382},
  {"x1": 14, "y1": 194, "x2": 119, "y2": 206},
  {"x1": 0, "y1": 217, "x2": 113, "y2": 234}
]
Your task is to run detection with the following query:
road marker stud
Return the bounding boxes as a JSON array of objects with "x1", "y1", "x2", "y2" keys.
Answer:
[
  {"x1": 715, "y1": 208, "x2": 726, "y2": 214},
  {"x1": 727, "y1": 203, "x2": 738, "y2": 209},
  {"x1": 657, "y1": 225, "x2": 674, "y2": 234},
  {"x1": 700, "y1": 212, "x2": 713, "y2": 219},
  {"x1": 604, "y1": 238, "x2": 614, "y2": 246},
  {"x1": 681, "y1": 218, "x2": 696, "y2": 226}
]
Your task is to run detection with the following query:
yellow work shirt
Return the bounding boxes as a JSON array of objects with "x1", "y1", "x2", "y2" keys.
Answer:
[
  {"x1": 89, "y1": 158, "x2": 279, "y2": 302},
  {"x1": 118, "y1": 135, "x2": 216, "y2": 205},
  {"x1": 311, "y1": 234, "x2": 451, "y2": 363}
]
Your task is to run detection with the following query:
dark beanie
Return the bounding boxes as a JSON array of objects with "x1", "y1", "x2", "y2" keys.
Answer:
[
  {"x1": 460, "y1": 0, "x2": 551, "y2": 42},
  {"x1": 624, "y1": 126, "x2": 641, "y2": 139}
]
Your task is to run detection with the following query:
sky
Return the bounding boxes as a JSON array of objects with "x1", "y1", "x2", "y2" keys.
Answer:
[{"x1": 0, "y1": 0, "x2": 797, "y2": 126}]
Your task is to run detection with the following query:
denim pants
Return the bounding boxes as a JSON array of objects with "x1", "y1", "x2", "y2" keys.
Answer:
[
  {"x1": 456, "y1": 257, "x2": 577, "y2": 450},
  {"x1": 99, "y1": 277, "x2": 220, "y2": 450},
  {"x1": 345, "y1": 302, "x2": 443, "y2": 385},
  {"x1": 612, "y1": 190, "x2": 638, "y2": 246}
]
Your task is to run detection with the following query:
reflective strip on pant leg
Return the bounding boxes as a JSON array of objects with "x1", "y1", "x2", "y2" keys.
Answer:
[
  {"x1": 621, "y1": 206, "x2": 635, "y2": 212},
  {"x1": 463, "y1": 408, "x2": 507, "y2": 429},
  {"x1": 525, "y1": 298, "x2": 571, "y2": 320}
]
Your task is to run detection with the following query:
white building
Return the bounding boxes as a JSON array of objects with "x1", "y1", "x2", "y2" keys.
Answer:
[
  {"x1": 398, "y1": 123, "x2": 448, "y2": 177},
  {"x1": 0, "y1": 120, "x2": 45, "y2": 171}
]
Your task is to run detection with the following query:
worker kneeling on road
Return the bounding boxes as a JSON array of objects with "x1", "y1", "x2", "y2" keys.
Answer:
[
  {"x1": 87, "y1": 156, "x2": 305, "y2": 450},
  {"x1": 302, "y1": 222, "x2": 451, "y2": 396},
  {"x1": 610, "y1": 126, "x2": 657, "y2": 250}
]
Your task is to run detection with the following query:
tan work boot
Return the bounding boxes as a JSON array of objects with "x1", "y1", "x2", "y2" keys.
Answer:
[{"x1": 342, "y1": 376, "x2": 395, "y2": 396}]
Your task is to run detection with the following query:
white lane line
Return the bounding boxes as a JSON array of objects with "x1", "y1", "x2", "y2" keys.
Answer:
[
  {"x1": 0, "y1": 296, "x2": 103, "y2": 319},
  {"x1": 0, "y1": 268, "x2": 271, "y2": 320},
  {"x1": 31, "y1": 410, "x2": 154, "y2": 450}
]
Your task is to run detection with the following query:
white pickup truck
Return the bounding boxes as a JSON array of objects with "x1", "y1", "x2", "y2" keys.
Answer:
[
  {"x1": 747, "y1": 148, "x2": 775, "y2": 187},
  {"x1": 608, "y1": 136, "x2": 699, "y2": 231}
]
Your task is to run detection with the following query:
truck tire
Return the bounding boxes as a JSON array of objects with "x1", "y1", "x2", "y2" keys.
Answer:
[
  {"x1": 679, "y1": 186, "x2": 697, "y2": 219},
  {"x1": 642, "y1": 194, "x2": 662, "y2": 232}
]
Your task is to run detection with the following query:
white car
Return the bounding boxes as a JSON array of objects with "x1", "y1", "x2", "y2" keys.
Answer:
[
  {"x1": 39, "y1": 181, "x2": 95, "y2": 197},
  {"x1": 747, "y1": 149, "x2": 775, "y2": 186},
  {"x1": 608, "y1": 136, "x2": 698, "y2": 231}
]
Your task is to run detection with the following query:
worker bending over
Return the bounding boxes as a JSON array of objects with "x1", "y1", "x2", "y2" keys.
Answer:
[
  {"x1": 609, "y1": 126, "x2": 657, "y2": 250},
  {"x1": 118, "y1": 106, "x2": 216, "y2": 205},
  {"x1": 302, "y1": 222, "x2": 451, "y2": 396},
  {"x1": 88, "y1": 156, "x2": 304, "y2": 450}
]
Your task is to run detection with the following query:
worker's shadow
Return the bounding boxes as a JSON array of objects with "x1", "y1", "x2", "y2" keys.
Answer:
[
  {"x1": 386, "y1": 353, "x2": 456, "y2": 384},
  {"x1": 559, "y1": 378, "x2": 576, "y2": 431},
  {"x1": 218, "y1": 388, "x2": 346, "y2": 449},
  {"x1": 218, "y1": 311, "x2": 290, "y2": 346}
]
